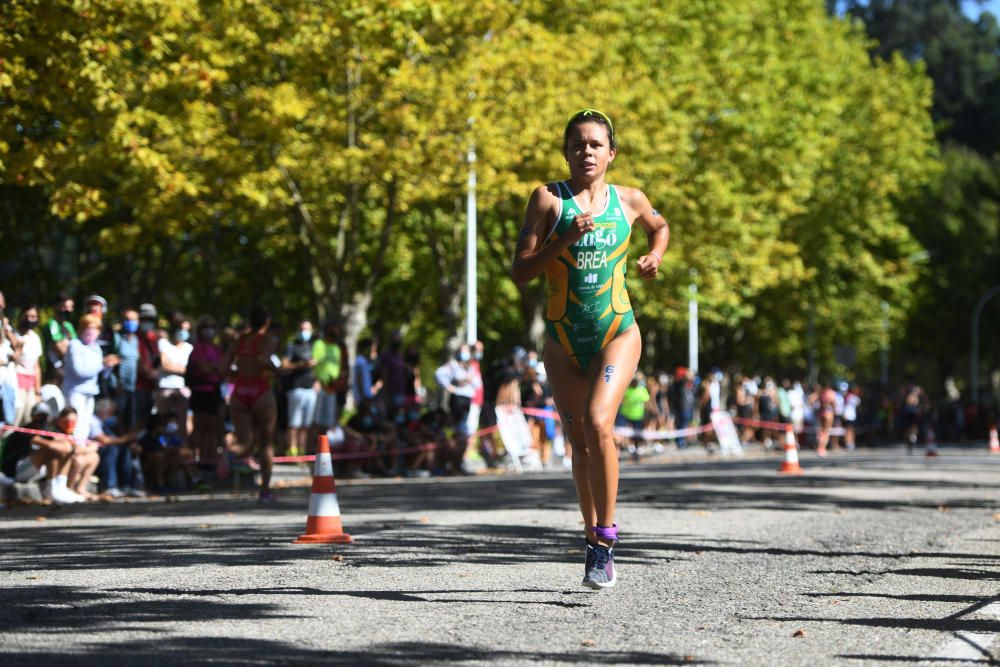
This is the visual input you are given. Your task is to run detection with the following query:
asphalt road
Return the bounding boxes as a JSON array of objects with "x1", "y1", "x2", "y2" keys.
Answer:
[{"x1": 1, "y1": 445, "x2": 998, "y2": 666}]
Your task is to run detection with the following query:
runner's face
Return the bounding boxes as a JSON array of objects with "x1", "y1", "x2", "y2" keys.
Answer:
[{"x1": 564, "y1": 122, "x2": 615, "y2": 180}]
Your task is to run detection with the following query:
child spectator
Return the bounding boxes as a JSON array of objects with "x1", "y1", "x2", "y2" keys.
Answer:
[{"x1": 92, "y1": 398, "x2": 142, "y2": 497}]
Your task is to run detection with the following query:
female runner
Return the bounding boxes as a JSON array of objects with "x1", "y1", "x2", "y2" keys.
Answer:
[{"x1": 511, "y1": 109, "x2": 669, "y2": 589}]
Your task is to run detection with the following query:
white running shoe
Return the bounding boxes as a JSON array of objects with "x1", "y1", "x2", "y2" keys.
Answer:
[
  {"x1": 51, "y1": 485, "x2": 86, "y2": 504},
  {"x1": 105, "y1": 487, "x2": 125, "y2": 498}
]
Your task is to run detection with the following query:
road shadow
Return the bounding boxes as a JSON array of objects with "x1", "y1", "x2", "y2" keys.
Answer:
[{"x1": 0, "y1": 638, "x2": 713, "y2": 666}]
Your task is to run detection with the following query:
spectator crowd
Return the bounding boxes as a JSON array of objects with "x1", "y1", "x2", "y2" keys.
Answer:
[{"x1": 0, "y1": 289, "x2": 995, "y2": 505}]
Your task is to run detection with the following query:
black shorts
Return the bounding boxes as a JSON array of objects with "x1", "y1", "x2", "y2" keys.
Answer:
[{"x1": 190, "y1": 388, "x2": 222, "y2": 415}]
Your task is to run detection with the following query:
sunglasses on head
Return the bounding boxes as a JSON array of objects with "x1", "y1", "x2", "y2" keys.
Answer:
[{"x1": 567, "y1": 108, "x2": 615, "y2": 143}]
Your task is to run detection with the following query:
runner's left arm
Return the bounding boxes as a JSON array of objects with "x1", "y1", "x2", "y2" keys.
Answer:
[{"x1": 622, "y1": 187, "x2": 669, "y2": 280}]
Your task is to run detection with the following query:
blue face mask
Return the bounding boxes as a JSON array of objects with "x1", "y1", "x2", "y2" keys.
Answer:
[
  {"x1": 176, "y1": 329, "x2": 191, "y2": 343},
  {"x1": 459, "y1": 351, "x2": 471, "y2": 362},
  {"x1": 123, "y1": 320, "x2": 139, "y2": 334},
  {"x1": 300, "y1": 330, "x2": 312, "y2": 342},
  {"x1": 528, "y1": 358, "x2": 538, "y2": 368}
]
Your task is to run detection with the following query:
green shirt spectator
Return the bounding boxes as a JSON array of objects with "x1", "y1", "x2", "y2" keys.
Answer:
[
  {"x1": 45, "y1": 293, "x2": 77, "y2": 370},
  {"x1": 312, "y1": 338, "x2": 341, "y2": 388},
  {"x1": 621, "y1": 384, "x2": 650, "y2": 422}
]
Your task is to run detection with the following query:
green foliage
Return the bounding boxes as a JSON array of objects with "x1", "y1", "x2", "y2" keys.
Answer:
[{"x1": 0, "y1": 0, "x2": 938, "y2": 377}]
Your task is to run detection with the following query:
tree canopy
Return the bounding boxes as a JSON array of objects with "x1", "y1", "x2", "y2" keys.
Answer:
[{"x1": 0, "y1": 0, "x2": 939, "y2": 379}]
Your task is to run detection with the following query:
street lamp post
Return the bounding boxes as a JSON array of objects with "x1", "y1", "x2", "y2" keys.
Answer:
[
  {"x1": 880, "y1": 300, "x2": 889, "y2": 386},
  {"x1": 688, "y1": 282, "x2": 698, "y2": 376},
  {"x1": 970, "y1": 284, "x2": 1000, "y2": 404},
  {"x1": 466, "y1": 142, "x2": 477, "y2": 346}
]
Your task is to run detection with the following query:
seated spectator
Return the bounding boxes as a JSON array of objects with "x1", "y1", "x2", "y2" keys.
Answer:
[
  {"x1": 55, "y1": 406, "x2": 101, "y2": 500},
  {"x1": 92, "y1": 398, "x2": 143, "y2": 498},
  {"x1": 139, "y1": 412, "x2": 195, "y2": 493},
  {"x1": 0, "y1": 404, "x2": 86, "y2": 504},
  {"x1": 418, "y1": 407, "x2": 457, "y2": 476},
  {"x1": 347, "y1": 398, "x2": 397, "y2": 476},
  {"x1": 327, "y1": 423, "x2": 368, "y2": 479},
  {"x1": 395, "y1": 404, "x2": 436, "y2": 477},
  {"x1": 40, "y1": 368, "x2": 66, "y2": 417}
]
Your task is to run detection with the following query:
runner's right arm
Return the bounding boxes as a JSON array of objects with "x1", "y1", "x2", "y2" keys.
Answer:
[{"x1": 511, "y1": 185, "x2": 592, "y2": 286}]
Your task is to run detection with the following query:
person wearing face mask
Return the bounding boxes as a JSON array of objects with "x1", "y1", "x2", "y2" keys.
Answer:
[
  {"x1": 156, "y1": 315, "x2": 194, "y2": 443},
  {"x1": 282, "y1": 319, "x2": 318, "y2": 457},
  {"x1": 13, "y1": 305, "x2": 43, "y2": 425},
  {"x1": 134, "y1": 303, "x2": 162, "y2": 428},
  {"x1": 467, "y1": 340, "x2": 486, "y2": 442},
  {"x1": 434, "y1": 344, "x2": 482, "y2": 474},
  {"x1": 84, "y1": 294, "x2": 118, "y2": 398},
  {"x1": 115, "y1": 308, "x2": 142, "y2": 430},
  {"x1": 187, "y1": 316, "x2": 225, "y2": 464},
  {"x1": 0, "y1": 290, "x2": 19, "y2": 427},
  {"x1": 44, "y1": 292, "x2": 76, "y2": 371},
  {"x1": 1, "y1": 404, "x2": 86, "y2": 504},
  {"x1": 62, "y1": 314, "x2": 119, "y2": 446}
]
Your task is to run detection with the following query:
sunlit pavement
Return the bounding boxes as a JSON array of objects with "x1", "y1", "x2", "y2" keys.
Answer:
[{"x1": 1, "y1": 444, "x2": 998, "y2": 666}]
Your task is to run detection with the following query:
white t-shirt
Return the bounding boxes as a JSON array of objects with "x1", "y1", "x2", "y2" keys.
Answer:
[
  {"x1": 15, "y1": 330, "x2": 42, "y2": 378},
  {"x1": 158, "y1": 339, "x2": 193, "y2": 389},
  {"x1": 40, "y1": 383, "x2": 66, "y2": 416},
  {"x1": 843, "y1": 394, "x2": 861, "y2": 422},
  {"x1": 0, "y1": 339, "x2": 13, "y2": 387}
]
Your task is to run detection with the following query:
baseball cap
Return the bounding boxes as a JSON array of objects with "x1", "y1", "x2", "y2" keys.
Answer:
[
  {"x1": 31, "y1": 402, "x2": 52, "y2": 418},
  {"x1": 85, "y1": 294, "x2": 108, "y2": 310}
]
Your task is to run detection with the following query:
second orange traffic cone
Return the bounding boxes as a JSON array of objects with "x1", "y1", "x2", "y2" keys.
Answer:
[
  {"x1": 925, "y1": 427, "x2": 939, "y2": 457},
  {"x1": 294, "y1": 435, "x2": 353, "y2": 544},
  {"x1": 778, "y1": 424, "x2": 803, "y2": 475},
  {"x1": 989, "y1": 425, "x2": 999, "y2": 454}
]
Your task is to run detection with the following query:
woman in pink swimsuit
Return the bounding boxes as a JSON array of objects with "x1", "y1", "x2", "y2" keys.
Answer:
[{"x1": 225, "y1": 305, "x2": 278, "y2": 502}]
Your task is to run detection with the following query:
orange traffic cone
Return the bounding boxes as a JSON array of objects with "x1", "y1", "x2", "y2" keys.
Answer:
[
  {"x1": 989, "y1": 425, "x2": 999, "y2": 454},
  {"x1": 925, "y1": 427, "x2": 938, "y2": 457},
  {"x1": 294, "y1": 435, "x2": 353, "y2": 544},
  {"x1": 778, "y1": 424, "x2": 803, "y2": 475}
]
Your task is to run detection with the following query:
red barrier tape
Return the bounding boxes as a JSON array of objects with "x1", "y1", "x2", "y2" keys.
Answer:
[
  {"x1": 1, "y1": 424, "x2": 102, "y2": 448},
  {"x1": 269, "y1": 424, "x2": 501, "y2": 465}
]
